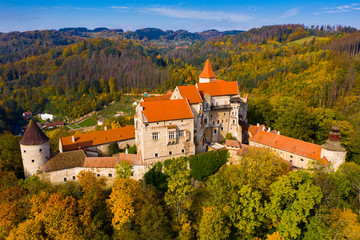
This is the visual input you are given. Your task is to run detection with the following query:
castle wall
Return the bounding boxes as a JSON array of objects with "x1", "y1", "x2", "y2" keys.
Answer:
[
  {"x1": 21, "y1": 142, "x2": 51, "y2": 178},
  {"x1": 249, "y1": 141, "x2": 315, "y2": 169},
  {"x1": 39, "y1": 165, "x2": 146, "y2": 185},
  {"x1": 321, "y1": 148, "x2": 346, "y2": 171}
]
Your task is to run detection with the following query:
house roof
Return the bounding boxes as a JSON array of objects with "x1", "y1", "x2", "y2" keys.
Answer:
[
  {"x1": 199, "y1": 59, "x2": 216, "y2": 79},
  {"x1": 60, "y1": 125, "x2": 135, "y2": 152},
  {"x1": 225, "y1": 139, "x2": 241, "y2": 149},
  {"x1": 177, "y1": 85, "x2": 203, "y2": 104},
  {"x1": 197, "y1": 81, "x2": 239, "y2": 97},
  {"x1": 84, "y1": 153, "x2": 142, "y2": 168},
  {"x1": 20, "y1": 120, "x2": 49, "y2": 146},
  {"x1": 248, "y1": 124, "x2": 266, "y2": 137},
  {"x1": 249, "y1": 131, "x2": 322, "y2": 160},
  {"x1": 140, "y1": 99, "x2": 194, "y2": 123},
  {"x1": 143, "y1": 94, "x2": 172, "y2": 102},
  {"x1": 42, "y1": 150, "x2": 86, "y2": 172}
]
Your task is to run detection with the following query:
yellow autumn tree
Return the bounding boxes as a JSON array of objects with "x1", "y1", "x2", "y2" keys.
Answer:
[{"x1": 108, "y1": 178, "x2": 143, "y2": 230}]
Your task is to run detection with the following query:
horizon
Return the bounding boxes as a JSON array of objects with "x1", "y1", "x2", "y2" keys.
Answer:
[{"x1": 1, "y1": 0, "x2": 360, "y2": 33}]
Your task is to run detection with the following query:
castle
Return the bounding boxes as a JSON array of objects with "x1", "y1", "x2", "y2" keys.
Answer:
[{"x1": 20, "y1": 60, "x2": 346, "y2": 184}]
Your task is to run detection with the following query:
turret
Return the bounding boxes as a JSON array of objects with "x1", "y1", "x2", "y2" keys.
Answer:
[
  {"x1": 199, "y1": 59, "x2": 217, "y2": 83},
  {"x1": 320, "y1": 123, "x2": 346, "y2": 170},
  {"x1": 20, "y1": 120, "x2": 50, "y2": 178}
]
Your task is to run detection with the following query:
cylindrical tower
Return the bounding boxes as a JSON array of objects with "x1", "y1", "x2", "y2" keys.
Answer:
[
  {"x1": 20, "y1": 120, "x2": 50, "y2": 178},
  {"x1": 321, "y1": 123, "x2": 346, "y2": 170}
]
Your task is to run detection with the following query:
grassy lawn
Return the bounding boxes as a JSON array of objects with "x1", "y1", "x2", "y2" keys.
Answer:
[
  {"x1": 98, "y1": 96, "x2": 139, "y2": 119},
  {"x1": 78, "y1": 115, "x2": 97, "y2": 127},
  {"x1": 288, "y1": 36, "x2": 328, "y2": 45},
  {"x1": 69, "y1": 124, "x2": 80, "y2": 129}
]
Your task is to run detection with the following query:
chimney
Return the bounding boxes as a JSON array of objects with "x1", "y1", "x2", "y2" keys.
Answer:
[
  {"x1": 262, "y1": 126, "x2": 265, "y2": 131},
  {"x1": 257, "y1": 123, "x2": 260, "y2": 127},
  {"x1": 278, "y1": 131, "x2": 280, "y2": 135},
  {"x1": 140, "y1": 106, "x2": 144, "y2": 111},
  {"x1": 268, "y1": 127, "x2": 271, "y2": 132},
  {"x1": 105, "y1": 126, "x2": 107, "y2": 131},
  {"x1": 72, "y1": 136, "x2": 75, "y2": 143},
  {"x1": 125, "y1": 148, "x2": 128, "y2": 154}
]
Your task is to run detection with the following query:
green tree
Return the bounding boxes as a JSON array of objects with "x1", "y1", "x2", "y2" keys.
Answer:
[
  {"x1": 266, "y1": 171, "x2": 323, "y2": 239},
  {"x1": 116, "y1": 161, "x2": 134, "y2": 179},
  {"x1": 199, "y1": 206, "x2": 230, "y2": 240},
  {"x1": 0, "y1": 133, "x2": 23, "y2": 178}
]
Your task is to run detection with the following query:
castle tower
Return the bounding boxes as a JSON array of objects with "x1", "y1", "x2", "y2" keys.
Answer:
[
  {"x1": 20, "y1": 120, "x2": 50, "y2": 178},
  {"x1": 320, "y1": 123, "x2": 346, "y2": 170},
  {"x1": 199, "y1": 59, "x2": 217, "y2": 83}
]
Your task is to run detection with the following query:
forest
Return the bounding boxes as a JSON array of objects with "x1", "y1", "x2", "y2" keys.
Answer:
[
  {"x1": 1, "y1": 149, "x2": 360, "y2": 239},
  {"x1": 0, "y1": 24, "x2": 360, "y2": 239}
]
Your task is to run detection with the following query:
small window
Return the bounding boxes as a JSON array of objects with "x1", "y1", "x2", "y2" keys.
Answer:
[
  {"x1": 290, "y1": 160, "x2": 293, "y2": 162},
  {"x1": 157, "y1": 122, "x2": 159, "y2": 125},
  {"x1": 217, "y1": 120, "x2": 219, "y2": 124},
  {"x1": 23, "y1": 150, "x2": 26, "y2": 153},
  {"x1": 72, "y1": 176, "x2": 76, "y2": 180},
  {"x1": 108, "y1": 173, "x2": 113, "y2": 178},
  {"x1": 224, "y1": 113, "x2": 226, "y2": 116},
  {"x1": 210, "y1": 114, "x2": 212, "y2": 118},
  {"x1": 39, "y1": 149, "x2": 42, "y2": 152},
  {"x1": 301, "y1": 158, "x2": 304, "y2": 161},
  {"x1": 154, "y1": 153, "x2": 159, "y2": 158},
  {"x1": 233, "y1": 120, "x2": 236, "y2": 124},
  {"x1": 204, "y1": 118, "x2": 208, "y2": 124},
  {"x1": 168, "y1": 132, "x2": 175, "y2": 139},
  {"x1": 31, "y1": 159, "x2": 35, "y2": 163},
  {"x1": 178, "y1": 131, "x2": 185, "y2": 137},
  {"x1": 63, "y1": 178, "x2": 67, "y2": 182},
  {"x1": 97, "y1": 174, "x2": 100, "y2": 177},
  {"x1": 152, "y1": 132, "x2": 159, "y2": 140},
  {"x1": 212, "y1": 121, "x2": 215, "y2": 125},
  {"x1": 214, "y1": 129, "x2": 217, "y2": 134},
  {"x1": 290, "y1": 155, "x2": 293, "y2": 158},
  {"x1": 221, "y1": 127, "x2": 224, "y2": 131},
  {"x1": 169, "y1": 151, "x2": 173, "y2": 155},
  {"x1": 181, "y1": 149, "x2": 185, "y2": 154}
]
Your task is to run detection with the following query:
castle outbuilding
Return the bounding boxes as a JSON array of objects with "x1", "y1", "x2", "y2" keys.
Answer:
[{"x1": 20, "y1": 120, "x2": 51, "y2": 178}]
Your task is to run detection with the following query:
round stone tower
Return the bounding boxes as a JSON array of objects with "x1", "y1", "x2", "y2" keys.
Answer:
[
  {"x1": 320, "y1": 123, "x2": 346, "y2": 170},
  {"x1": 20, "y1": 120, "x2": 50, "y2": 178}
]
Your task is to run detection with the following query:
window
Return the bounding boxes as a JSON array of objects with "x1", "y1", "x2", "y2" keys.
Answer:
[
  {"x1": 181, "y1": 149, "x2": 185, "y2": 154},
  {"x1": 97, "y1": 174, "x2": 100, "y2": 177},
  {"x1": 212, "y1": 121, "x2": 215, "y2": 125},
  {"x1": 210, "y1": 114, "x2": 212, "y2": 118},
  {"x1": 39, "y1": 149, "x2": 42, "y2": 152},
  {"x1": 23, "y1": 150, "x2": 26, "y2": 153},
  {"x1": 290, "y1": 160, "x2": 293, "y2": 162},
  {"x1": 108, "y1": 173, "x2": 113, "y2": 178},
  {"x1": 63, "y1": 178, "x2": 67, "y2": 182},
  {"x1": 72, "y1": 176, "x2": 76, "y2": 180},
  {"x1": 301, "y1": 158, "x2": 304, "y2": 161},
  {"x1": 154, "y1": 152, "x2": 159, "y2": 157},
  {"x1": 31, "y1": 159, "x2": 35, "y2": 163},
  {"x1": 290, "y1": 155, "x2": 293, "y2": 158},
  {"x1": 233, "y1": 120, "x2": 236, "y2": 124},
  {"x1": 214, "y1": 129, "x2": 217, "y2": 134},
  {"x1": 178, "y1": 131, "x2": 185, "y2": 138},
  {"x1": 221, "y1": 127, "x2": 224, "y2": 131},
  {"x1": 169, "y1": 151, "x2": 173, "y2": 155},
  {"x1": 217, "y1": 120, "x2": 219, "y2": 124},
  {"x1": 168, "y1": 132, "x2": 175, "y2": 139},
  {"x1": 152, "y1": 132, "x2": 159, "y2": 140},
  {"x1": 204, "y1": 118, "x2": 208, "y2": 124},
  {"x1": 224, "y1": 113, "x2": 226, "y2": 116}
]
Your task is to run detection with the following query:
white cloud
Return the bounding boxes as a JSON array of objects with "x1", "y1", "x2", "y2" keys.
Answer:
[
  {"x1": 144, "y1": 7, "x2": 252, "y2": 23},
  {"x1": 278, "y1": 8, "x2": 299, "y2": 19},
  {"x1": 111, "y1": 6, "x2": 129, "y2": 9},
  {"x1": 336, "y1": 5, "x2": 351, "y2": 10}
]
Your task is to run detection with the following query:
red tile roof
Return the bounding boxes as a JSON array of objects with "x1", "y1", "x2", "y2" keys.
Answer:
[
  {"x1": 84, "y1": 153, "x2": 142, "y2": 168},
  {"x1": 197, "y1": 81, "x2": 239, "y2": 97},
  {"x1": 177, "y1": 85, "x2": 203, "y2": 104},
  {"x1": 143, "y1": 94, "x2": 171, "y2": 102},
  {"x1": 20, "y1": 120, "x2": 49, "y2": 146},
  {"x1": 140, "y1": 99, "x2": 194, "y2": 123},
  {"x1": 225, "y1": 139, "x2": 241, "y2": 149},
  {"x1": 199, "y1": 59, "x2": 216, "y2": 79},
  {"x1": 249, "y1": 131, "x2": 322, "y2": 160},
  {"x1": 60, "y1": 125, "x2": 135, "y2": 152},
  {"x1": 248, "y1": 124, "x2": 266, "y2": 137}
]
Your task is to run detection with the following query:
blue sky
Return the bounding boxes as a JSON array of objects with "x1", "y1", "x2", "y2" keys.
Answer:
[{"x1": 1, "y1": 0, "x2": 359, "y2": 32}]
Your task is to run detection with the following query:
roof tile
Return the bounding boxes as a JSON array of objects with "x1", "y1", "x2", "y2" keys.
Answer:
[
  {"x1": 197, "y1": 81, "x2": 239, "y2": 97},
  {"x1": 177, "y1": 85, "x2": 203, "y2": 104},
  {"x1": 199, "y1": 59, "x2": 217, "y2": 79}
]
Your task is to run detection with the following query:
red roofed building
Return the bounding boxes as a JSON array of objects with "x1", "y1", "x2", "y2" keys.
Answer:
[
  {"x1": 59, "y1": 125, "x2": 135, "y2": 155},
  {"x1": 249, "y1": 124, "x2": 346, "y2": 170}
]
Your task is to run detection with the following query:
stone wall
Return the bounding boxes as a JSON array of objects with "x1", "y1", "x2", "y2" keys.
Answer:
[
  {"x1": 21, "y1": 142, "x2": 51, "y2": 178},
  {"x1": 321, "y1": 148, "x2": 346, "y2": 170}
]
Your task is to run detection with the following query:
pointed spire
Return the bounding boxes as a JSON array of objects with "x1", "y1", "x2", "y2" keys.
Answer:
[
  {"x1": 20, "y1": 120, "x2": 49, "y2": 146},
  {"x1": 199, "y1": 59, "x2": 217, "y2": 79}
]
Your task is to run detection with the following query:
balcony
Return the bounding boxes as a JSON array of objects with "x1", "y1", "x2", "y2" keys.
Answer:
[{"x1": 211, "y1": 104, "x2": 231, "y2": 110}]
